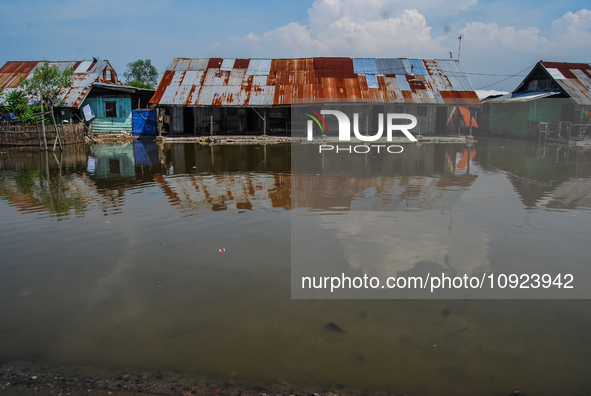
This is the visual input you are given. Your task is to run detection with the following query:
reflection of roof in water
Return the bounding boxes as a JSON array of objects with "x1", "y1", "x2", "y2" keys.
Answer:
[
  {"x1": 152, "y1": 172, "x2": 478, "y2": 215},
  {"x1": 293, "y1": 175, "x2": 477, "y2": 212},
  {"x1": 532, "y1": 178, "x2": 591, "y2": 210}
]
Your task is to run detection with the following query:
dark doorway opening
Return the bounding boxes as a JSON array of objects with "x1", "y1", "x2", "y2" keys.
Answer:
[
  {"x1": 436, "y1": 106, "x2": 447, "y2": 135},
  {"x1": 183, "y1": 107, "x2": 194, "y2": 135}
]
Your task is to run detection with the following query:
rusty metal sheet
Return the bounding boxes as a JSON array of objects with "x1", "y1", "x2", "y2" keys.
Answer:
[
  {"x1": 159, "y1": 71, "x2": 186, "y2": 104},
  {"x1": 207, "y1": 58, "x2": 223, "y2": 69},
  {"x1": 537, "y1": 62, "x2": 591, "y2": 106},
  {"x1": 365, "y1": 74, "x2": 379, "y2": 88},
  {"x1": 375, "y1": 58, "x2": 405, "y2": 74},
  {"x1": 173, "y1": 72, "x2": 204, "y2": 105},
  {"x1": 408, "y1": 59, "x2": 427, "y2": 75},
  {"x1": 0, "y1": 60, "x2": 124, "y2": 108},
  {"x1": 353, "y1": 58, "x2": 378, "y2": 75},
  {"x1": 247, "y1": 75, "x2": 274, "y2": 106},
  {"x1": 233, "y1": 59, "x2": 250, "y2": 69},
  {"x1": 436, "y1": 60, "x2": 474, "y2": 92},
  {"x1": 555, "y1": 78, "x2": 591, "y2": 105},
  {"x1": 545, "y1": 68, "x2": 565, "y2": 80},
  {"x1": 168, "y1": 58, "x2": 209, "y2": 71},
  {"x1": 62, "y1": 85, "x2": 91, "y2": 108},
  {"x1": 74, "y1": 61, "x2": 92, "y2": 74},
  {"x1": 396, "y1": 75, "x2": 411, "y2": 91},
  {"x1": 150, "y1": 57, "x2": 480, "y2": 106},
  {"x1": 246, "y1": 59, "x2": 271, "y2": 76},
  {"x1": 220, "y1": 59, "x2": 235, "y2": 71}
]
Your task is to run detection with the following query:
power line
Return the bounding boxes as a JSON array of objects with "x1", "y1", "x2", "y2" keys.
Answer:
[
  {"x1": 475, "y1": 63, "x2": 537, "y2": 90},
  {"x1": 465, "y1": 72, "x2": 527, "y2": 77}
]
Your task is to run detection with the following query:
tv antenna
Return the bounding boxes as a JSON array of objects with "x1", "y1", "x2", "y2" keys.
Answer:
[{"x1": 457, "y1": 35, "x2": 463, "y2": 61}]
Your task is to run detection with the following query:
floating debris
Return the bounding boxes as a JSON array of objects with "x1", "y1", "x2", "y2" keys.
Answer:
[
  {"x1": 448, "y1": 326, "x2": 469, "y2": 337},
  {"x1": 325, "y1": 322, "x2": 346, "y2": 333}
]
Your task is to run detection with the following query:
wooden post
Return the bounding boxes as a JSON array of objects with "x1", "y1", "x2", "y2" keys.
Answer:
[
  {"x1": 40, "y1": 98, "x2": 48, "y2": 151},
  {"x1": 467, "y1": 145, "x2": 471, "y2": 174},
  {"x1": 35, "y1": 115, "x2": 42, "y2": 151},
  {"x1": 156, "y1": 108, "x2": 162, "y2": 137},
  {"x1": 469, "y1": 107, "x2": 473, "y2": 137},
  {"x1": 210, "y1": 113, "x2": 213, "y2": 136}
]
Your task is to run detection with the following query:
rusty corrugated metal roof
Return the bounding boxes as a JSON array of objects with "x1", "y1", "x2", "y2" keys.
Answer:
[
  {"x1": 0, "y1": 60, "x2": 122, "y2": 108},
  {"x1": 512, "y1": 61, "x2": 591, "y2": 106},
  {"x1": 539, "y1": 62, "x2": 591, "y2": 106},
  {"x1": 150, "y1": 57, "x2": 481, "y2": 107}
]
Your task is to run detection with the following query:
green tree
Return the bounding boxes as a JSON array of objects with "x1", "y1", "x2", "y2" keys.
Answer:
[
  {"x1": 2, "y1": 90, "x2": 43, "y2": 125},
  {"x1": 20, "y1": 60, "x2": 74, "y2": 151},
  {"x1": 126, "y1": 80, "x2": 155, "y2": 89},
  {"x1": 123, "y1": 59, "x2": 158, "y2": 89}
]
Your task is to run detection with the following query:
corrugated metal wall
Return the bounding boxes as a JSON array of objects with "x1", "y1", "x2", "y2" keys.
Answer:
[
  {"x1": 82, "y1": 97, "x2": 133, "y2": 133},
  {"x1": 489, "y1": 102, "x2": 530, "y2": 137},
  {"x1": 489, "y1": 100, "x2": 565, "y2": 137}
]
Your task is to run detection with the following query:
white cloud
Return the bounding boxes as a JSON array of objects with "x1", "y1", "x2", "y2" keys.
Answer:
[
  {"x1": 212, "y1": 0, "x2": 452, "y2": 58},
  {"x1": 307, "y1": 0, "x2": 477, "y2": 35},
  {"x1": 212, "y1": 3, "x2": 589, "y2": 90},
  {"x1": 459, "y1": 22, "x2": 553, "y2": 54},
  {"x1": 551, "y1": 9, "x2": 591, "y2": 36}
]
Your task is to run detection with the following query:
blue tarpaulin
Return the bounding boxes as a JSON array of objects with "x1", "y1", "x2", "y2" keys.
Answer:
[
  {"x1": 133, "y1": 141, "x2": 158, "y2": 167},
  {"x1": 132, "y1": 110, "x2": 157, "y2": 136}
]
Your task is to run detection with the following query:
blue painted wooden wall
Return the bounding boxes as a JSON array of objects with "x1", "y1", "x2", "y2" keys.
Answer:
[{"x1": 81, "y1": 97, "x2": 133, "y2": 133}]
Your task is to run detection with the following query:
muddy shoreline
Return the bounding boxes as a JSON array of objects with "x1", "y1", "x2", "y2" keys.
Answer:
[
  {"x1": 89, "y1": 133, "x2": 471, "y2": 146},
  {"x1": 0, "y1": 362, "x2": 399, "y2": 396}
]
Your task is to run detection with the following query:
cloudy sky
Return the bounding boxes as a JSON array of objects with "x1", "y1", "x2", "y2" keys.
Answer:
[{"x1": 1, "y1": 0, "x2": 589, "y2": 91}]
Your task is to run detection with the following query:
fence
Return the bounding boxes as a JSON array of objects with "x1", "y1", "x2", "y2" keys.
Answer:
[
  {"x1": 529, "y1": 121, "x2": 591, "y2": 141},
  {"x1": 0, "y1": 123, "x2": 85, "y2": 146}
]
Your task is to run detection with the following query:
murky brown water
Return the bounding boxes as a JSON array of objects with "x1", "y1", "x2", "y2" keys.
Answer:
[{"x1": 1, "y1": 139, "x2": 591, "y2": 395}]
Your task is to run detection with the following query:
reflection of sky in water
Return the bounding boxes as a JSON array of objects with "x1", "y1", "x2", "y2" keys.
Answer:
[
  {"x1": 1, "y1": 140, "x2": 591, "y2": 395},
  {"x1": 292, "y1": 146, "x2": 591, "y2": 299}
]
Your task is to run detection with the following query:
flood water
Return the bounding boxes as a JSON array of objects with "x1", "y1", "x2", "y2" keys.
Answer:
[{"x1": 1, "y1": 138, "x2": 591, "y2": 395}]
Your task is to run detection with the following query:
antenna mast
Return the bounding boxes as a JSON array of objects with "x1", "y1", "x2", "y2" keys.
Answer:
[{"x1": 457, "y1": 35, "x2": 463, "y2": 61}]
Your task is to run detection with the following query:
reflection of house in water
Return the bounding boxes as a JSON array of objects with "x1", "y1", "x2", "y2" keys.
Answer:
[
  {"x1": 0, "y1": 145, "x2": 134, "y2": 218},
  {"x1": 293, "y1": 174, "x2": 477, "y2": 212},
  {"x1": 475, "y1": 138, "x2": 591, "y2": 210},
  {"x1": 293, "y1": 144, "x2": 477, "y2": 211},
  {"x1": 535, "y1": 178, "x2": 591, "y2": 210},
  {"x1": 154, "y1": 173, "x2": 290, "y2": 214},
  {"x1": 87, "y1": 144, "x2": 135, "y2": 179},
  {"x1": 151, "y1": 143, "x2": 479, "y2": 215}
]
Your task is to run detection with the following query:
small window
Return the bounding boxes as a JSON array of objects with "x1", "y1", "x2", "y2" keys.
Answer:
[
  {"x1": 105, "y1": 102, "x2": 117, "y2": 118},
  {"x1": 417, "y1": 107, "x2": 427, "y2": 116}
]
